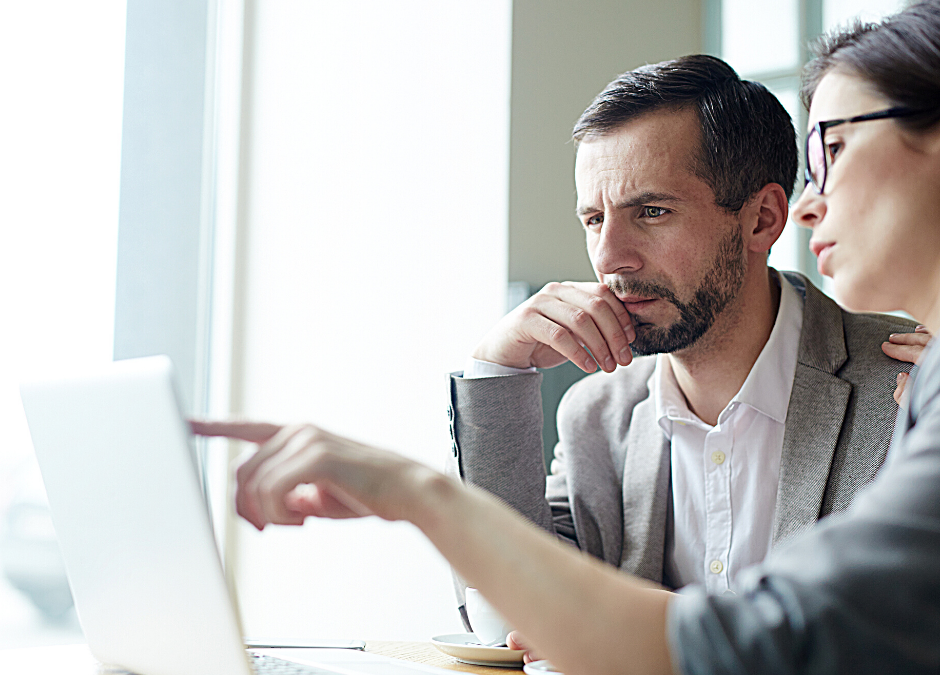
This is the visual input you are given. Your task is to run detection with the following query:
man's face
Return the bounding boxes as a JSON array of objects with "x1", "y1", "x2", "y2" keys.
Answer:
[{"x1": 574, "y1": 109, "x2": 747, "y2": 355}]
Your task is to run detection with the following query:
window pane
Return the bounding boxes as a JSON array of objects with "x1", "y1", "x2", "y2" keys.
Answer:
[
  {"x1": 722, "y1": 0, "x2": 799, "y2": 76},
  {"x1": 765, "y1": 85, "x2": 803, "y2": 274},
  {"x1": 234, "y1": 0, "x2": 511, "y2": 641},
  {"x1": 824, "y1": 0, "x2": 906, "y2": 32},
  {"x1": 0, "y1": 1, "x2": 125, "y2": 647}
]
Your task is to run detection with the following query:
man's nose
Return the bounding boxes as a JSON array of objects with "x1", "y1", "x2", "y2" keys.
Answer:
[
  {"x1": 591, "y1": 218, "x2": 643, "y2": 276},
  {"x1": 790, "y1": 182, "x2": 825, "y2": 230}
]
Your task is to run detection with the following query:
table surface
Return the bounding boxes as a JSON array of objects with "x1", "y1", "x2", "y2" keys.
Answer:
[
  {"x1": 0, "y1": 640, "x2": 521, "y2": 675},
  {"x1": 369, "y1": 641, "x2": 521, "y2": 673}
]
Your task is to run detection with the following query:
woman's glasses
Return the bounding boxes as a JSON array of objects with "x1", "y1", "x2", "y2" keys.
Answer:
[{"x1": 804, "y1": 106, "x2": 921, "y2": 194}]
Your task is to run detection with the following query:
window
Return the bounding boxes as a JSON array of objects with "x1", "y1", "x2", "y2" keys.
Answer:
[
  {"x1": 716, "y1": 0, "x2": 906, "y2": 289},
  {"x1": 0, "y1": 1, "x2": 126, "y2": 648},
  {"x1": 222, "y1": 1, "x2": 512, "y2": 640}
]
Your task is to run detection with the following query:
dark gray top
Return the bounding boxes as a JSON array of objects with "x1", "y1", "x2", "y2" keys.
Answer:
[{"x1": 669, "y1": 340, "x2": 940, "y2": 674}]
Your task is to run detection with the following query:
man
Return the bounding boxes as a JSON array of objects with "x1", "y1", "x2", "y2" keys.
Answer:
[{"x1": 446, "y1": 54, "x2": 916, "y2": 611}]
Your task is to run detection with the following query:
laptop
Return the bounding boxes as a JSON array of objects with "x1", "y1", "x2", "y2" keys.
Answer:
[{"x1": 19, "y1": 355, "x2": 453, "y2": 675}]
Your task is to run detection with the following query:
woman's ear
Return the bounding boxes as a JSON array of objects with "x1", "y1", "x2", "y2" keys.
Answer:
[{"x1": 743, "y1": 183, "x2": 789, "y2": 254}]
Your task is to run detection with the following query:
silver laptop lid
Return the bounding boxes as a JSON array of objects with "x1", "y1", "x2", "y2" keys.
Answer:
[{"x1": 20, "y1": 356, "x2": 251, "y2": 675}]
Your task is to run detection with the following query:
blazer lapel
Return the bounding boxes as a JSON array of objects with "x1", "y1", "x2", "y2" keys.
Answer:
[
  {"x1": 772, "y1": 273, "x2": 852, "y2": 547},
  {"x1": 620, "y1": 394, "x2": 671, "y2": 582}
]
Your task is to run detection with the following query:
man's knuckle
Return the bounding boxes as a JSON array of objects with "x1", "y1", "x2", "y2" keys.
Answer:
[
  {"x1": 519, "y1": 304, "x2": 540, "y2": 321},
  {"x1": 236, "y1": 462, "x2": 251, "y2": 482},
  {"x1": 570, "y1": 308, "x2": 590, "y2": 327},
  {"x1": 546, "y1": 324, "x2": 569, "y2": 344}
]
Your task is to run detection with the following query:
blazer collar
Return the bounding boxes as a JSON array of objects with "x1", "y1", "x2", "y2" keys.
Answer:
[
  {"x1": 783, "y1": 271, "x2": 848, "y2": 374},
  {"x1": 772, "y1": 272, "x2": 852, "y2": 546},
  {"x1": 620, "y1": 390, "x2": 671, "y2": 583}
]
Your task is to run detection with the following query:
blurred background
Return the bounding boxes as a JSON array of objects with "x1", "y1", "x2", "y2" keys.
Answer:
[{"x1": 0, "y1": 0, "x2": 908, "y2": 649}]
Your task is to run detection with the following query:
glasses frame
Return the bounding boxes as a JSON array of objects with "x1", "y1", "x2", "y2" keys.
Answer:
[{"x1": 804, "y1": 106, "x2": 921, "y2": 194}]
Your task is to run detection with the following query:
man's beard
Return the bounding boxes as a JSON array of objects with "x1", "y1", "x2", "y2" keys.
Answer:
[{"x1": 607, "y1": 225, "x2": 747, "y2": 356}]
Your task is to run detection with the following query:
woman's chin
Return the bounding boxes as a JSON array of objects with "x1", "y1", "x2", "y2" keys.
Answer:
[{"x1": 831, "y1": 276, "x2": 901, "y2": 315}]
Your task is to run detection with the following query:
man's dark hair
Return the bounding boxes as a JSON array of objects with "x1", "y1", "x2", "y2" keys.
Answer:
[
  {"x1": 573, "y1": 54, "x2": 798, "y2": 213},
  {"x1": 802, "y1": 0, "x2": 940, "y2": 131}
]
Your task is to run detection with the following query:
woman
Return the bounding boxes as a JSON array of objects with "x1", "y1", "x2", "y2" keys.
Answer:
[{"x1": 195, "y1": 4, "x2": 940, "y2": 672}]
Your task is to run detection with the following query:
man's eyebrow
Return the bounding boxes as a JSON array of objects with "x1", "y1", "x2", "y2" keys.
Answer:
[{"x1": 576, "y1": 192, "x2": 682, "y2": 217}]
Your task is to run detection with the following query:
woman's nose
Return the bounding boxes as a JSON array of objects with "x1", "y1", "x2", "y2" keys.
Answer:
[{"x1": 790, "y1": 182, "x2": 826, "y2": 230}]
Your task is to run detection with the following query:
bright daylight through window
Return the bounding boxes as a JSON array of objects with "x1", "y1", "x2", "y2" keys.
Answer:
[{"x1": 0, "y1": 2, "x2": 126, "y2": 648}]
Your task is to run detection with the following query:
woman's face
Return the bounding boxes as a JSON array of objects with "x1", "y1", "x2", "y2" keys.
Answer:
[{"x1": 791, "y1": 70, "x2": 940, "y2": 317}]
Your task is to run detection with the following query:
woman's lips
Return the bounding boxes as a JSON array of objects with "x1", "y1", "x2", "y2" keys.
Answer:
[{"x1": 810, "y1": 240, "x2": 835, "y2": 276}]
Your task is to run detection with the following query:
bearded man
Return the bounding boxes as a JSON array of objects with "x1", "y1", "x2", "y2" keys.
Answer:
[{"x1": 446, "y1": 55, "x2": 917, "y2": 623}]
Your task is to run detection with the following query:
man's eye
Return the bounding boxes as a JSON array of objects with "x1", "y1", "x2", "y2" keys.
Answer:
[
  {"x1": 585, "y1": 214, "x2": 603, "y2": 227},
  {"x1": 642, "y1": 206, "x2": 669, "y2": 218}
]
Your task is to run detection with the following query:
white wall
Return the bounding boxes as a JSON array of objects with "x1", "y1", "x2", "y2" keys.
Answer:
[{"x1": 230, "y1": 1, "x2": 512, "y2": 640}]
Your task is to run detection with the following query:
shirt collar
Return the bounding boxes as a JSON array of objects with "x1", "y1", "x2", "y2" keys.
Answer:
[
  {"x1": 652, "y1": 355, "x2": 696, "y2": 436},
  {"x1": 652, "y1": 270, "x2": 805, "y2": 433}
]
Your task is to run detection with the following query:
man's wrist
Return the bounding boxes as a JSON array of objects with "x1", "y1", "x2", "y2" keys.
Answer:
[{"x1": 464, "y1": 357, "x2": 536, "y2": 379}]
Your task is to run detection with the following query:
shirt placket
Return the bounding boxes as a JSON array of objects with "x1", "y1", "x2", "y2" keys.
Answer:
[{"x1": 702, "y1": 418, "x2": 733, "y2": 593}]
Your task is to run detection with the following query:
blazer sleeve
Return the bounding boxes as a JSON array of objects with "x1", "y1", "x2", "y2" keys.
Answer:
[
  {"x1": 668, "y1": 345, "x2": 940, "y2": 675},
  {"x1": 448, "y1": 371, "x2": 558, "y2": 537}
]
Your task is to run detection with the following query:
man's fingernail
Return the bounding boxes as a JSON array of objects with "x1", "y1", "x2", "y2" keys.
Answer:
[
  {"x1": 604, "y1": 356, "x2": 614, "y2": 370},
  {"x1": 620, "y1": 346, "x2": 632, "y2": 362}
]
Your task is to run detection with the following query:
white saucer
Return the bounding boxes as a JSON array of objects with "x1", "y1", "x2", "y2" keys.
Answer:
[
  {"x1": 523, "y1": 660, "x2": 562, "y2": 675},
  {"x1": 431, "y1": 633, "x2": 525, "y2": 667}
]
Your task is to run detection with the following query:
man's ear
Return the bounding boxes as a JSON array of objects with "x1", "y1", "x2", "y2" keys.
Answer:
[{"x1": 743, "y1": 183, "x2": 789, "y2": 254}]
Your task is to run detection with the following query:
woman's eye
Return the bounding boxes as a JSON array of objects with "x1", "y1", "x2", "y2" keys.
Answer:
[
  {"x1": 827, "y1": 142, "x2": 844, "y2": 161},
  {"x1": 642, "y1": 206, "x2": 669, "y2": 218}
]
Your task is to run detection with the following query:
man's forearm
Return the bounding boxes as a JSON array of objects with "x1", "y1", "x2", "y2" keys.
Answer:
[{"x1": 449, "y1": 371, "x2": 555, "y2": 532}]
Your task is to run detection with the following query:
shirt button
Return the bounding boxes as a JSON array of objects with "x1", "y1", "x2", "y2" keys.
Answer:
[
  {"x1": 711, "y1": 450, "x2": 726, "y2": 465},
  {"x1": 709, "y1": 560, "x2": 723, "y2": 574}
]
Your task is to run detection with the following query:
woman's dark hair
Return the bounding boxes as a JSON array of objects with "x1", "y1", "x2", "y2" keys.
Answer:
[
  {"x1": 572, "y1": 54, "x2": 798, "y2": 213},
  {"x1": 802, "y1": 0, "x2": 940, "y2": 130}
]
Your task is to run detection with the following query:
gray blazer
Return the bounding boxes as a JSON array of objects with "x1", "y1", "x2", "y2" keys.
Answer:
[{"x1": 448, "y1": 273, "x2": 916, "y2": 586}]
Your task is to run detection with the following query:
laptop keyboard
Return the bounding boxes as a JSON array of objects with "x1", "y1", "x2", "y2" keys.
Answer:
[{"x1": 251, "y1": 654, "x2": 337, "y2": 675}]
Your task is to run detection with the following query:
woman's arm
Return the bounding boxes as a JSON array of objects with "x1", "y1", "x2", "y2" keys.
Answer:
[{"x1": 191, "y1": 420, "x2": 676, "y2": 675}]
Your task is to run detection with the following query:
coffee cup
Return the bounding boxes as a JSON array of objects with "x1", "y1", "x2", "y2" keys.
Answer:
[{"x1": 465, "y1": 587, "x2": 513, "y2": 646}]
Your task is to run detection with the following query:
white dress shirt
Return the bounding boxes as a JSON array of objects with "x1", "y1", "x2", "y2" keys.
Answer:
[
  {"x1": 658, "y1": 274, "x2": 803, "y2": 592},
  {"x1": 463, "y1": 273, "x2": 804, "y2": 592}
]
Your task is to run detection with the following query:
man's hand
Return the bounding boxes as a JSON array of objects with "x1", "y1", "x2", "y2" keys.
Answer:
[
  {"x1": 190, "y1": 420, "x2": 436, "y2": 529},
  {"x1": 507, "y1": 631, "x2": 542, "y2": 664},
  {"x1": 472, "y1": 282, "x2": 636, "y2": 373},
  {"x1": 882, "y1": 325, "x2": 932, "y2": 404}
]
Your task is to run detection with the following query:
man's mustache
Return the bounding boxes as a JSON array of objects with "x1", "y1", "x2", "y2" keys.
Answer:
[{"x1": 606, "y1": 278, "x2": 677, "y2": 304}]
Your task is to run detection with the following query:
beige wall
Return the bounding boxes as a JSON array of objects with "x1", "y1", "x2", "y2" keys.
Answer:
[{"x1": 509, "y1": 0, "x2": 703, "y2": 289}]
